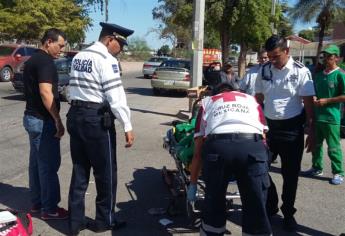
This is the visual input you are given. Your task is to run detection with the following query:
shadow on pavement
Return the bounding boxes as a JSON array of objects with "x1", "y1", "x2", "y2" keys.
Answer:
[
  {"x1": 0, "y1": 182, "x2": 70, "y2": 235},
  {"x1": 1, "y1": 94, "x2": 25, "y2": 101},
  {"x1": 130, "y1": 107, "x2": 178, "y2": 118},
  {"x1": 125, "y1": 86, "x2": 186, "y2": 98},
  {"x1": 0, "y1": 182, "x2": 30, "y2": 211},
  {"x1": 116, "y1": 167, "x2": 171, "y2": 236},
  {"x1": 269, "y1": 165, "x2": 331, "y2": 182},
  {"x1": 126, "y1": 87, "x2": 153, "y2": 96}
]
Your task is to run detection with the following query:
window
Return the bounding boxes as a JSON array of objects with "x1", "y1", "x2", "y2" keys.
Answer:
[
  {"x1": 0, "y1": 46, "x2": 15, "y2": 56},
  {"x1": 25, "y1": 47, "x2": 37, "y2": 56},
  {"x1": 16, "y1": 47, "x2": 25, "y2": 56}
]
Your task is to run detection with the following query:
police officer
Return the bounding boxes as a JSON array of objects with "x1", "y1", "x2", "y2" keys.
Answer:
[
  {"x1": 255, "y1": 35, "x2": 315, "y2": 231},
  {"x1": 67, "y1": 22, "x2": 134, "y2": 235},
  {"x1": 188, "y1": 81, "x2": 272, "y2": 236}
]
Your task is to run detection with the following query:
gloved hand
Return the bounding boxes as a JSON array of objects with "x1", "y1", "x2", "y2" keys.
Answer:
[{"x1": 187, "y1": 183, "x2": 197, "y2": 202}]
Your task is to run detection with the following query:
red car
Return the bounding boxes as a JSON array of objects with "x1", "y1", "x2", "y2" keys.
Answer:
[{"x1": 0, "y1": 44, "x2": 37, "y2": 82}]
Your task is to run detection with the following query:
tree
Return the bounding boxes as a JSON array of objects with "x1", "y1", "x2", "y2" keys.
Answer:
[
  {"x1": 0, "y1": 0, "x2": 91, "y2": 45},
  {"x1": 152, "y1": 0, "x2": 193, "y2": 50},
  {"x1": 231, "y1": 0, "x2": 272, "y2": 76},
  {"x1": 289, "y1": 0, "x2": 345, "y2": 67},
  {"x1": 127, "y1": 37, "x2": 152, "y2": 60},
  {"x1": 158, "y1": 44, "x2": 171, "y2": 56},
  {"x1": 276, "y1": 2, "x2": 293, "y2": 37},
  {"x1": 298, "y1": 29, "x2": 315, "y2": 41}
]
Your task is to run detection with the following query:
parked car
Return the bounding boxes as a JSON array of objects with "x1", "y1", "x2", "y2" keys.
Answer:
[
  {"x1": 11, "y1": 57, "x2": 72, "y2": 101},
  {"x1": 151, "y1": 59, "x2": 191, "y2": 95},
  {"x1": 0, "y1": 44, "x2": 37, "y2": 82},
  {"x1": 142, "y1": 56, "x2": 170, "y2": 78}
]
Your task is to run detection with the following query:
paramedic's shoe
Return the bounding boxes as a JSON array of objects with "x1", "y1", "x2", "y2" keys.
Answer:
[
  {"x1": 283, "y1": 216, "x2": 297, "y2": 232},
  {"x1": 330, "y1": 174, "x2": 344, "y2": 185},
  {"x1": 303, "y1": 167, "x2": 323, "y2": 177},
  {"x1": 41, "y1": 207, "x2": 69, "y2": 220},
  {"x1": 187, "y1": 184, "x2": 197, "y2": 201}
]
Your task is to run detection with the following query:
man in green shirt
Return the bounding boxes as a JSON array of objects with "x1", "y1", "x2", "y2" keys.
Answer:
[{"x1": 305, "y1": 44, "x2": 345, "y2": 185}]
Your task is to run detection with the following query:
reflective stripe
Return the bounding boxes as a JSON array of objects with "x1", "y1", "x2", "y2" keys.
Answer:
[
  {"x1": 107, "y1": 131, "x2": 113, "y2": 224},
  {"x1": 200, "y1": 227, "x2": 208, "y2": 236},
  {"x1": 70, "y1": 77, "x2": 102, "y2": 86},
  {"x1": 104, "y1": 83, "x2": 123, "y2": 92},
  {"x1": 201, "y1": 222, "x2": 226, "y2": 234},
  {"x1": 83, "y1": 49, "x2": 107, "y2": 59},
  {"x1": 69, "y1": 82, "x2": 104, "y2": 92},
  {"x1": 243, "y1": 233, "x2": 272, "y2": 236},
  {"x1": 102, "y1": 78, "x2": 121, "y2": 87}
]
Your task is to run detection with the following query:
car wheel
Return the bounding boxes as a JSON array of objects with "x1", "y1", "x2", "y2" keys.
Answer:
[
  {"x1": 0, "y1": 66, "x2": 13, "y2": 82},
  {"x1": 144, "y1": 74, "x2": 150, "y2": 79},
  {"x1": 153, "y1": 88, "x2": 160, "y2": 95}
]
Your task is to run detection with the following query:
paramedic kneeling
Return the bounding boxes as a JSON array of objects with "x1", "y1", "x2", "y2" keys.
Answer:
[{"x1": 188, "y1": 82, "x2": 272, "y2": 236}]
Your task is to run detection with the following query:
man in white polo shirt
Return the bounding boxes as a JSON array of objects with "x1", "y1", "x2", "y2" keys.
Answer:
[{"x1": 255, "y1": 35, "x2": 315, "y2": 232}]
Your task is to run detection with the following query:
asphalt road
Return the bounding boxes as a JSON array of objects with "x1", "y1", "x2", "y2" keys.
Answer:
[{"x1": 0, "y1": 63, "x2": 344, "y2": 236}]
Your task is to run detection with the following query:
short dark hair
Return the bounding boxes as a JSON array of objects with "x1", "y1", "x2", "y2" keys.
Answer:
[
  {"x1": 99, "y1": 28, "x2": 111, "y2": 40},
  {"x1": 212, "y1": 81, "x2": 240, "y2": 95},
  {"x1": 264, "y1": 35, "x2": 288, "y2": 52},
  {"x1": 41, "y1": 28, "x2": 66, "y2": 45}
]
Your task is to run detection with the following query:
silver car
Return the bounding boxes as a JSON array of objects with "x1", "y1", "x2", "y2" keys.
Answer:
[
  {"x1": 142, "y1": 56, "x2": 170, "y2": 78},
  {"x1": 150, "y1": 59, "x2": 191, "y2": 95}
]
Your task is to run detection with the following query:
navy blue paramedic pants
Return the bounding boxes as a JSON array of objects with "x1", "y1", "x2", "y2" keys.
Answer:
[
  {"x1": 266, "y1": 114, "x2": 305, "y2": 218},
  {"x1": 66, "y1": 106, "x2": 117, "y2": 231},
  {"x1": 201, "y1": 134, "x2": 272, "y2": 236}
]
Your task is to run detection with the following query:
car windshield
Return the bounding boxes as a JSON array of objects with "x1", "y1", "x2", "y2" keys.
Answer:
[
  {"x1": 0, "y1": 46, "x2": 15, "y2": 56},
  {"x1": 149, "y1": 57, "x2": 167, "y2": 63},
  {"x1": 161, "y1": 60, "x2": 190, "y2": 70},
  {"x1": 55, "y1": 59, "x2": 71, "y2": 73}
]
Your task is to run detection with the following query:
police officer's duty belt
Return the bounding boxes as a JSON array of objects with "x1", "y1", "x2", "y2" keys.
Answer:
[{"x1": 71, "y1": 100, "x2": 104, "y2": 109}]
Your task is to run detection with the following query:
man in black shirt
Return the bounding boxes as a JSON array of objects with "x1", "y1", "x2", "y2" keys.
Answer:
[{"x1": 23, "y1": 28, "x2": 68, "y2": 220}]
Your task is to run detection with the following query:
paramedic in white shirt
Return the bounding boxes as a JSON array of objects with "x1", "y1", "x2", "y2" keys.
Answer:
[
  {"x1": 255, "y1": 35, "x2": 315, "y2": 232},
  {"x1": 240, "y1": 50, "x2": 269, "y2": 95},
  {"x1": 188, "y1": 81, "x2": 272, "y2": 236}
]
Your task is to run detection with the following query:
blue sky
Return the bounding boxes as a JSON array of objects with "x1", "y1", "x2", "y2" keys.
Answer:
[{"x1": 85, "y1": 0, "x2": 316, "y2": 50}]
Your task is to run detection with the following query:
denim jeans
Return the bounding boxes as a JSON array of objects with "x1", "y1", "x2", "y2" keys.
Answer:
[{"x1": 23, "y1": 115, "x2": 61, "y2": 213}]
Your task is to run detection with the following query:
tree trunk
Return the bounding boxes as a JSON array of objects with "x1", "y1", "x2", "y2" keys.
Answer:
[
  {"x1": 105, "y1": 0, "x2": 108, "y2": 22},
  {"x1": 221, "y1": 30, "x2": 230, "y2": 67},
  {"x1": 238, "y1": 43, "x2": 247, "y2": 77},
  {"x1": 315, "y1": 22, "x2": 325, "y2": 73}
]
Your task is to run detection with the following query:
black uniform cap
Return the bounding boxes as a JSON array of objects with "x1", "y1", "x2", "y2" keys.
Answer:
[{"x1": 100, "y1": 22, "x2": 134, "y2": 45}]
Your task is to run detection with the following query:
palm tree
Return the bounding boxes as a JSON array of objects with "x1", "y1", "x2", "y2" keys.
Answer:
[
  {"x1": 289, "y1": 0, "x2": 345, "y2": 67},
  {"x1": 105, "y1": 0, "x2": 108, "y2": 22}
]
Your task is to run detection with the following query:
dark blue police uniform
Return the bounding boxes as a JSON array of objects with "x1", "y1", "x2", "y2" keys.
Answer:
[{"x1": 66, "y1": 22, "x2": 134, "y2": 234}]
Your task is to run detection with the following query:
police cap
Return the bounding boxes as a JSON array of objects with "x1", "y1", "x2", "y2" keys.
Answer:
[{"x1": 100, "y1": 22, "x2": 134, "y2": 45}]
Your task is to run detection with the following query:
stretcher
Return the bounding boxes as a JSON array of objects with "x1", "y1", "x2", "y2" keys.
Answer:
[{"x1": 162, "y1": 117, "x2": 241, "y2": 228}]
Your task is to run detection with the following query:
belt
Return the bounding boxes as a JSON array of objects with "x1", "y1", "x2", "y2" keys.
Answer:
[
  {"x1": 70, "y1": 100, "x2": 104, "y2": 109},
  {"x1": 207, "y1": 133, "x2": 263, "y2": 141}
]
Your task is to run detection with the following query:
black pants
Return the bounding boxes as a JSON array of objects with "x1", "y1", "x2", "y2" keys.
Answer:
[
  {"x1": 66, "y1": 106, "x2": 117, "y2": 231},
  {"x1": 201, "y1": 134, "x2": 272, "y2": 236},
  {"x1": 266, "y1": 115, "x2": 304, "y2": 218}
]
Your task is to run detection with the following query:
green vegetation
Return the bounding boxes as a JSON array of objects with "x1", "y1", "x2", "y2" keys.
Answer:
[{"x1": 0, "y1": 0, "x2": 91, "y2": 45}]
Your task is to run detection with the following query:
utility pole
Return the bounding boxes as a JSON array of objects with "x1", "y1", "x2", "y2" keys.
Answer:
[{"x1": 191, "y1": 0, "x2": 205, "y2": 88}]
